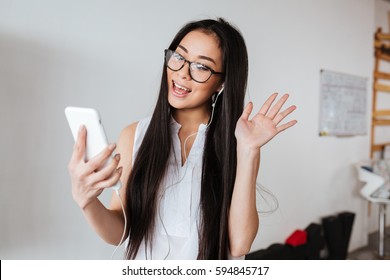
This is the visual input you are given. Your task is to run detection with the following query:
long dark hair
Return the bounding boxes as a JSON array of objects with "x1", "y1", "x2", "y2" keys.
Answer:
[{"x1": 125, "y1": 18, "x2": 248, "y2": 259}]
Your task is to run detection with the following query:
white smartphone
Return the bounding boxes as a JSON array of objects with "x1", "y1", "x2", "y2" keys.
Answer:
[{"x1": 65, "y1": 106, "x2": 121, "y2": 191}]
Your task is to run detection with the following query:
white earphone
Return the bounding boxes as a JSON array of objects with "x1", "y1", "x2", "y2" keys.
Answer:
[
  {"x1": 212, "y1": 85, "x2": 224, "y2": 108},
  {"x1": 207, "y1": 84, "x2": 224, "y2": 127}
]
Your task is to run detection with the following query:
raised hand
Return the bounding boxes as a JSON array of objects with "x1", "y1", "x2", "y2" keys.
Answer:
[{"x1": 235, "y1": 93, "x2": 297, "y2": 151}]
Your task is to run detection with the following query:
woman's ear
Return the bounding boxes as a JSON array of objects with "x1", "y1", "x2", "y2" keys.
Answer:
[
  {"x1": 212, "y1": 83, "x2": 225, "y2": 107},
  {"x1": 216, "y1": 83, "x2": 225, "y2": 94}
]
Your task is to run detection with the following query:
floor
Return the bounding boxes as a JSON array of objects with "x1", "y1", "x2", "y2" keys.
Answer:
[{"x1": 348, "y1": 226, "x2": 390, "y2": 260}]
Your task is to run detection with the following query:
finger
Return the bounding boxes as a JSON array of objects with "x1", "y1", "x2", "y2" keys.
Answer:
[
  {"x1": 276, "y1": 120, "x2": 298, "y2": 133},
  {"x1": 258, "y1": 93, "x2": 278, "y2": 115},
  {"x1": 273, "y1": 105, "x2": 297, "y2": 125},
  {"x1": 240, "y1": 102, "x2": 253, "y2": 121},
  {"x1": 267, "y1": 93, "x2": 290, "y2": 119},
  {"x1": 88, "y1": 153, "x2": 121, "y2": 185},
  {"x1": 94, "y1": 167, "x2": 123, "y2": 190},
  {"x1": 84, "y1": 143, "x2": 116, "y2": 174},
  {"x1": 70, "y1": 125, "x2": 87, "y2": 163}
]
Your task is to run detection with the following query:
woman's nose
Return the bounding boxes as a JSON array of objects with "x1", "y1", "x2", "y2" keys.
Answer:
[{"x1": 177, "y1": 61, "x2": 191, "y2": 80}]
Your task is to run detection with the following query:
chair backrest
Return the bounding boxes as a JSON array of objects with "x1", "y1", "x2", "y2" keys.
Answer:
[{"x1": 355, "y1": 163, "x2": 385, "y2": 202}]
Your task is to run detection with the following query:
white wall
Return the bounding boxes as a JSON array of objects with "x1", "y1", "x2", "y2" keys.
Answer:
[
  {"x1": 377, "y1": 0, "x2": 390, "y2": 33},
  {"x1": 0, "y1": 0, "x2": 382, "y2": 259}
]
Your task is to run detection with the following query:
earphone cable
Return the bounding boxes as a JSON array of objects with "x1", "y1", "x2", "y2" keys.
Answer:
[{"x1": 110, "y1": 189, "x2": 127, "y2": 260}]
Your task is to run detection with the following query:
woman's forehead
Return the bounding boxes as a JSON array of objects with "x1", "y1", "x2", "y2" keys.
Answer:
[{"x1": 178, "y1": 30, "x2": 222, "y2": 65}]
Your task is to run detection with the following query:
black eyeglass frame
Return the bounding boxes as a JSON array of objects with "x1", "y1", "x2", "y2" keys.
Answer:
[{"x1": 164, "y1": 49, "x2": 224, "y2": 83}]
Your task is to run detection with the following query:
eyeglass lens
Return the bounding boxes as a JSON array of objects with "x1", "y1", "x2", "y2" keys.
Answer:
[{"x1": 165, "y1": 49, "x2": 213, "y2": 83}]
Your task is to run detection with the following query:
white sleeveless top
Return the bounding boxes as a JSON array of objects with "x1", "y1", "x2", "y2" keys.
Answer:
[{"x1": 132, "y1": 116, "x2": 207, "y2": 260}]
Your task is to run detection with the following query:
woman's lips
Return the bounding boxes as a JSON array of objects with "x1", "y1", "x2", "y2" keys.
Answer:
[{"x1": 172, "y1": 81, "x2": 191, "y2": 98}]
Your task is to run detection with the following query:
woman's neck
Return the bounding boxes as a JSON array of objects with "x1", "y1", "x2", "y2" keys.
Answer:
[{"x1": 172, "y1": 106, "x2": 211, "y2": 131}]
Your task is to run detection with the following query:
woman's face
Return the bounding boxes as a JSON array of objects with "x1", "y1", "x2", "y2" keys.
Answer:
[{"x1": 167, "y1": 30, "x2": 224, "y2": 112}]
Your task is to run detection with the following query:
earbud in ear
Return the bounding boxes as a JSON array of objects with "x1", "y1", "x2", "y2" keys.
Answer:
[
  {"x1": 217, "y1": 84, "x2": 225, "y2": 95},
  {"x1": 212, "y1": 86, "x2": 224, "y2": 108}
]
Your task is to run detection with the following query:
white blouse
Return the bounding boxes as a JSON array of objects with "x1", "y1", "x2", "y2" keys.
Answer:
[{"x1": 131, "y1": 116, "x2": 207, "y2": 260}]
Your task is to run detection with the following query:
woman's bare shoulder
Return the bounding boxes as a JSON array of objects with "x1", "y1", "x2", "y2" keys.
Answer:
[
  {"x1": 119, "y1": 121, "x2": 139, "y2": 143},
  {"x1": 116, "y1": 121, "x2": 139, "y2": 169}
]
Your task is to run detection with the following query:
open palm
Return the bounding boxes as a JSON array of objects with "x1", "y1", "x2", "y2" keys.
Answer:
[{"x1": 235, "y1": 93, "x2": 297, "y2": 150}]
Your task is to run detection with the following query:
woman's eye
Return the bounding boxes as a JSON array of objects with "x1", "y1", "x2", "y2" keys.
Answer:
[
  {"x1": 173, "y1": 53, "x2": 184, "y2": 61},
  {"x1": 194, "y1": 63, "x2": 209, "y2": 72}
]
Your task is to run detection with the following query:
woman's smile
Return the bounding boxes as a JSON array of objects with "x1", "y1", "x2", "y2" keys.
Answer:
[{"x1": 171, "y1": 80, "x2": 192, "y2": 98}]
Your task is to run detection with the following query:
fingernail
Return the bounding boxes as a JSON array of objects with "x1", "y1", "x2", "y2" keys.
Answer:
[
  {"x1": 114, "y1": 153, "x2": 121, "y2": 161},
  {"x1": 79, "y1": 125, "x2": 85, "y2": 132},
  {"x1": 108, "y1": 143, "x2": 116, "y2": 150},
  {"x1": 117, "y1": 167, "x2": 123, "y2": 174}
]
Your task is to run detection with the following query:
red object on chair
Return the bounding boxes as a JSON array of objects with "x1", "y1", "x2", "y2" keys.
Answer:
[{"x1": 285, "y1": 230, "x2": 307, "y2": 246}]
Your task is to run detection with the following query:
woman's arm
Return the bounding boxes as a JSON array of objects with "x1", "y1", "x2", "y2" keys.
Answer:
[
  {"x1": 67, "y1": 122, "x2": 137, "y2": 245},
  {"x1": 228, "y1": 93, "x2": 297, "y2": 257},
  {"x1": 107, "y1": 122, "x2": 138, "y2": 243},
  {"x1": 228, "y1": 146, "x2": 260, "y2": 257}
]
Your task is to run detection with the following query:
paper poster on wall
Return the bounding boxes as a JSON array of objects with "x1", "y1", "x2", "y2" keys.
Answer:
[{"x1": 319, "y1": 69, "x2": 368, "y2": 137}]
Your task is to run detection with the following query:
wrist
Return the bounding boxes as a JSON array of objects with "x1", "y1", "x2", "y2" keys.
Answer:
[{"x1": 236, "y1": 142, "x2": 260, "y2": 158}]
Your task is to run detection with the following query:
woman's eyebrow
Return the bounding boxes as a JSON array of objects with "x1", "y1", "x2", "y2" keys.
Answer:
[{"x1": 177, "y1": 45, "x2": 216, "y2": 65}]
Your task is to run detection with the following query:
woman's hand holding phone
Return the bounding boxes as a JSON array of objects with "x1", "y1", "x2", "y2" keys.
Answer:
[{"x1": 67, "y1": 125, "x2": 122, "y2": 210}]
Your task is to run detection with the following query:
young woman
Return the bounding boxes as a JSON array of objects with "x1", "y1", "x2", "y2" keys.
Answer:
[{"x1": 68, "y1": 18, "x2": 297, "y2": 260}]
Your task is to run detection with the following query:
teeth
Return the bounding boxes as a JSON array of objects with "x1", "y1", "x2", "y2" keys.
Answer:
[{"x1": 174, "y1": 81, "x2": 190, "y2": 92}]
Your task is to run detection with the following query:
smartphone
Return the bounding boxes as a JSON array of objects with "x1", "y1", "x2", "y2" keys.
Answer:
[{"x1": 65, "y1": 106, "x2": 121, "y2": 190}]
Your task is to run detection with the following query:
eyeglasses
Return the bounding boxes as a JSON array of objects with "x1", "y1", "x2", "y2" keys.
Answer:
[{"x1": 164, "y1": 49, "x2": 224, "y2": 83}]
